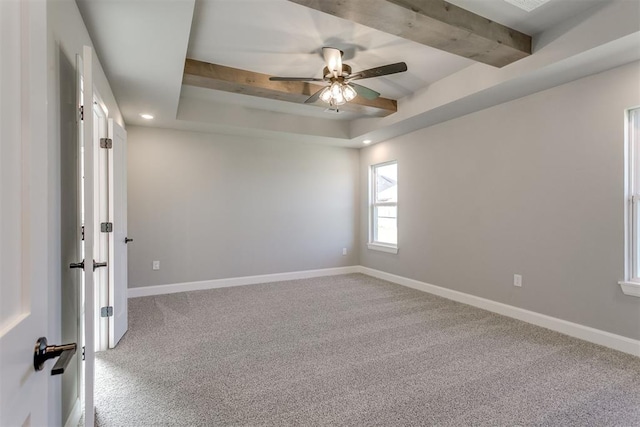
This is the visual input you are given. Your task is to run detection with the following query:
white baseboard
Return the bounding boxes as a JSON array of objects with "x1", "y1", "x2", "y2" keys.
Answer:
[
  {"x1": 359, "y1": 266, "x2": 640, "y2": 358},
  {"x1": 63, "y1": 398, "x2": 81, "y2": 427},
  {"x1": 128, "y1": 266, "x2": 360, "y2": 298},
  {"x1": 126, "y1": 264, "x2": 639, "y2": 357}
]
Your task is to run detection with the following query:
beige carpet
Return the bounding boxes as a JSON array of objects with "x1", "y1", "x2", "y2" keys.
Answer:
[{"x1": 95, "y1": 273, "x2": 640, "y2": 426}]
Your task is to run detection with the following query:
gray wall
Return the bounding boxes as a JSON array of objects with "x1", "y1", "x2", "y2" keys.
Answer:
[
  {"x1": 127, "y1": 62, "x2": 639, "y2": 341},
  {"x1": 127, "y1": 127, "x2": 359, "y2": 288},
  {"x1": 360, "y1": 61, "x2": 640, "y2": 340}
]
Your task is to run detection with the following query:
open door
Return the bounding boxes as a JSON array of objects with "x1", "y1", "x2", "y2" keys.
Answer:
[
  {"x1": 109, "y1": 119, "x2": 129, "y2": 347},
  {"x1": 80, "y1": 45, "x2": 97, "y2": 427},
  {"x1": 0, "y1": 0, "x2": 51, "y2": 425}
]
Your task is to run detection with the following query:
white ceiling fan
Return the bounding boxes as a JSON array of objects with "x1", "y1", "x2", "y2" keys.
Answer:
[{"x1": 269, "y1": 47, "x2": 408, "y2": 107}]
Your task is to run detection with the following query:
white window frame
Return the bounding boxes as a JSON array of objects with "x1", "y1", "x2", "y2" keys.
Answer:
[
  {"x1": 368, "y1": 160, "x2": 398, "y2": 254},
  {"x1": 620, "y1": 107, "x2": 640, "y2": 297}
]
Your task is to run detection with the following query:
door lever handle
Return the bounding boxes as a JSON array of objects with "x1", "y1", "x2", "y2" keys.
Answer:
[
  {"x1": 124, "y1": 237, "x2": 133, "y2": 243},
  {"x1": 70, "y1": 260, "x2": 107, "y2": 271},
  {"x1": 93, "y1": 261, "x2": 107, "y2": 271},
  {"x1": 69, "y1": 260, "x2": 84, "y2": 269},
  {"x1": 34, "y1": 337, "x2": 77, "y2": 375}
]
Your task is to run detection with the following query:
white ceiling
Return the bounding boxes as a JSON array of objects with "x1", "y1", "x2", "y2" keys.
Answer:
[{"x1": 76, "y1": 0, "x2": 638, "y2": 147}]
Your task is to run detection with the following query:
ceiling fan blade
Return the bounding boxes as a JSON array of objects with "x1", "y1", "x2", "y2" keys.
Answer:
[
  {"x1": 349, "y1": 83, "x2": 380, "y2": 100},
  {"x1": 322, "y1": 47, "x2": 343, "y2": 77},
  {"x1": 304, "y1": 87, "x2": 326, "y2": 104},
  {"x1": 347, "y1": 62, "x2": 408, "y2": 81},
  {"x1": 269, "y1": 77, "x2": 324, "y2": 82}
]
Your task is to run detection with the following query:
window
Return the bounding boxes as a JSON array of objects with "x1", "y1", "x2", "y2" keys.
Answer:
[
  {"x1": 368, "y1": 161, "x2": 398, "y2": 253},
  {"x1": 620, "y1": 107, "x2": 640, "y2": 297}
]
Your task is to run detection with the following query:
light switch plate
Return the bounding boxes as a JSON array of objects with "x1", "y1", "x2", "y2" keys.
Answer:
[{"x1": 514, "y1": 274, "x2": 522, "y2": 287}]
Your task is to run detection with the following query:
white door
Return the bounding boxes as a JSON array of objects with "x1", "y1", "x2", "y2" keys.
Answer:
[
  {"x1": 0, "y1": 0, "x2": 51, "y2": 425},
  {"x1": 109, "y1": 119, "x2": 129, "y2": 347},
  {"x1": 81, "y1": 45, "x2": 97, "y2": 427}
]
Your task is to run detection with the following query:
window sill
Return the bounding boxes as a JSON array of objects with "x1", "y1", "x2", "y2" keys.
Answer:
[
  {"x1": 618, "y1": 281, "x2": 640, "y2": 297},
  {"x1": 367, "y1": 243, "x2": 398, "y2": 254}
]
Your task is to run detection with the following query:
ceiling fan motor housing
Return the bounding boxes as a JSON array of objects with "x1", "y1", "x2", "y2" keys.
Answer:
[{"x1": 323, "y1": 64, "x2": 352, "y2": 80}]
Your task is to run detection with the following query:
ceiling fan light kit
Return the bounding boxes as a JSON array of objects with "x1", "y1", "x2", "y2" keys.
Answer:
[
  {"x1": 269, "y1": 47, "x2": 407, "y2": 109},
  {"x1": 319, "y1": 81, "x2": 357, "y2": 106}
]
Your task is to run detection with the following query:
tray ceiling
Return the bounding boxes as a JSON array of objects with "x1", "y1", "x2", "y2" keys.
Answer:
[{"x1": 76, "y1": 0, "x2": 637, "y2": 147}]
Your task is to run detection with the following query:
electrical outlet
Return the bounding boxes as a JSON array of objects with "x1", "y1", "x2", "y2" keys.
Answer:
[
  {"x1": 342, "y1": 248, "x2": 347, "y2": 256},
  {"x1": 514, "y1": 274, "x2": 522, "y2": 287},
  {"x1": 153, "y1": 260, "x2": 160, "y2": 271}
]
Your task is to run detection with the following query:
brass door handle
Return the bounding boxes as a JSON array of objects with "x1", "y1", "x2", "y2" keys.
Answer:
[{"x1": 34, "y1": 337, "x2": 77, "y2": 375}]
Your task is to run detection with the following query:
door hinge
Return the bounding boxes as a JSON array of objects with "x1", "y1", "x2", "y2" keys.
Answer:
[
  {"x1": 100, "y1": 222, "x2": 113, "y2": 232},
  {"x1": 81, "y1": 225, "x2": 85, "y2": 241},
  {"x1": 82, "y1": 346, "x2": 85, "y2": 361},
  {"x1": 100, "y1": 306, "x2": 113, "y2": 317},
  {"x1": 100, "y1": 138, "x2": 112, "y2": 149},
  {"x1": 79, "y1": 105, "x2": 84, "y2": 122}
]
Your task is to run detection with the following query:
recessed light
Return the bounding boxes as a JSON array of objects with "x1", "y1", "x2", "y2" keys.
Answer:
[
  {"x1": 140, "y1": 113, "x2": 154, "y2": 120},
  {"x1": 363, "y1": 140, "x2": 372, "y2": 145}
]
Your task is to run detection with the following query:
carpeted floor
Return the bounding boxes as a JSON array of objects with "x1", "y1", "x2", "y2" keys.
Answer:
[{"x1": 95, "y1": 273, "x2": 640, "y2": 426}]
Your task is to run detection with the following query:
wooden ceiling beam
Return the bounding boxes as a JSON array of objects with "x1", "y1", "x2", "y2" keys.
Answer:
[
  {"x1": 287, "y1": 0, "x2": 532, "y2": 67},
  {"x1": 183, "y1": 59, "x2": 398, "y2": 117}
]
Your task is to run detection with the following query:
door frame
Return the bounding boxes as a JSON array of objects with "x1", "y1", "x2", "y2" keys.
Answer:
[
  {"x1": 80, "y1": 44, "x2": 97, "y2": 427},
  {"x1": 93, "y1": 93, "x2": 110, "y2": 352}
]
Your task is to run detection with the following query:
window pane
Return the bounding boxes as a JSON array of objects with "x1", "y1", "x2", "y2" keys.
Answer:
[
  {"x1": 375, "y1": 206, "x2": 397, "y2": 245},
  {"x1": 375, "y1": 163, "x2": 397, "y2": 203}
]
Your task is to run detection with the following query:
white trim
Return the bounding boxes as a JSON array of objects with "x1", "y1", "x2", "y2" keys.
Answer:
[
  {"x1": 126, "y1": 265, "x2": 640, "y2": 357},
  {"x1": 359, "y1": 267, "x2": 640, "y2": 357},
  {"x1": 619, "y1": 281, "x2": 640, "y2": 297},
  {"x1": 623, "y1": 108, "x2": 640, "y2": 284},
  {"x1": 369, "y1": 160, "x2": 398, "y2": 249},
  {"x1": 63, "y1": 398, "x2": 81, "y2": 427},
  {"x1": 128, "y1": 266, "x2": 360, "y2": 298},
  {"x1": 367, "y1": 242, "x2": 398, "y2": 254}
]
